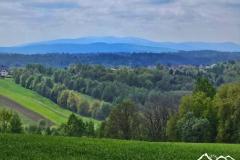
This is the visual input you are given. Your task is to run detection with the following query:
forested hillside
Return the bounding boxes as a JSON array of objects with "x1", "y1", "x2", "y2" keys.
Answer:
[
  {"x1": 8, "y1": 60, "x2": 240, "y2": 142},
  {"x1": 13, "y1": 60, "x2": 240, "y2": 106},
  {"x1": 1, "y1": 51, "x2": 240, "y2": 67}
]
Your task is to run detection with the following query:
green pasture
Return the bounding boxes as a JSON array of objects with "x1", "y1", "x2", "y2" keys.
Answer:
[{"x1": 0, "y1": 134, "x2": 239, "y2": 160}]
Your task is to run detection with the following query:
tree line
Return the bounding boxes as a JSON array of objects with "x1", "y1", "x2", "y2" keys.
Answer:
[
  {"x1": 0, "y1": 109, "x2": 95, "y2": 137},
  {"x1": 13, "y1": 61, "x2": 240, "y2": 105},
  {"x1": 13, "y1": 65, "x2": 112, "y2": 120},
  {"x1": 1, "y1": 51, "x2": 240, "y2": 67},
  {"x1": 96, "y1": 78, "x2": 240, "y2": 143},
  {"x1": 2, "y1": 78, "x2": 240, "y2": 143},
  {"x1": 12, "y1": 64, "x2": 184, "y2": 120},
  {"x1": 10, "y1": 63, "x2": 240, "y2": 143},
  {"x1": 166, "y1": 78, "x2": 240, "y2": 143}
]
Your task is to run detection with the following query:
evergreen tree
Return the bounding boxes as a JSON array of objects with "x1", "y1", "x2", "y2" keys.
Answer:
[
  {"x1": 10, "y1": 113, "x2": 22, "y2": 133},
  {"x1": 194, "y1": 77, "x2": 216, "y2": 98},
  {"x1": 65, "y1": 114, "x2": 85, "y2": 137}
]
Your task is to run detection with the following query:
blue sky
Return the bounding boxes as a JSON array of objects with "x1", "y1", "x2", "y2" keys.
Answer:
[{"x1": 0, "y1": 0, "x2": 239, "y2": 46}]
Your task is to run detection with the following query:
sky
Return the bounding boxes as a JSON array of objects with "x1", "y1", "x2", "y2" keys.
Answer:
[{"x1": 0, "y1": 0, "x2": 239, "y2": 46}]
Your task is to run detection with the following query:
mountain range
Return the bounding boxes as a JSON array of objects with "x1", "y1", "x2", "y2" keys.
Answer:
[{"x1": 0, "y1": 36, "x2": 240, "y2": 54}]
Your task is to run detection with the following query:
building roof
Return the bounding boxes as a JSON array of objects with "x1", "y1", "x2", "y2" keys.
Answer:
[{"x1": 0, "y1": 65, "x2": 8, "y2": 71}]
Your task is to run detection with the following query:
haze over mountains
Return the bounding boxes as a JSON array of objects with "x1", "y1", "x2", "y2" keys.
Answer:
[{"x1": 0, "y1": 36, "x2": 240, "y2": 54}]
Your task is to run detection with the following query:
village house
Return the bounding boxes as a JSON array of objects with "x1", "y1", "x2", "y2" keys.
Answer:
[{"x1": 0, "y1": 66, "x2": 9, "y2": 77}]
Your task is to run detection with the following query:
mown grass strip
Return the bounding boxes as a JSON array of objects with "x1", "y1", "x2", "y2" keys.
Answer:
[{"x1": 0, "y1": 79, "x2": 100, "y2": 125}]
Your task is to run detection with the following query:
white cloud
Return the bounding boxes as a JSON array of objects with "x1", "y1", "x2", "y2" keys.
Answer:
[{"x1": 0, "y1": 0, "x2": 239, "y2": 46}]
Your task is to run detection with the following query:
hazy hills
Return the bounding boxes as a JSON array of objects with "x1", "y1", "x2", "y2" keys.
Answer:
[
  {"x1": 0, "y1": 36, "x2": 240, "y2": 54},
  {"x1": 1, "y1": 51, "x2": 240, "y2": 67}
]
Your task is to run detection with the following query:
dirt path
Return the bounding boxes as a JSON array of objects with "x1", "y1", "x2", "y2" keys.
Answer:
[{"x1": 0, "y1": 95, "x2": 53, "y2": 125}]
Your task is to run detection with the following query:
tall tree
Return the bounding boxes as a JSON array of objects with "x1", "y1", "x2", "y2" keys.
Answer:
[
  {"x1": 214, "y1": 82, "x2": 240, "y2": 142},
  {"x1": 65, "y1": 114, "x2": 85, "y2": 137},
  {"x1": 194, "y1": 77, "x2": 216, "y2": 98},
  {"x1": 144, "y1": 103, "x2": 168, "y2": 140},
  {"x1": 0, "y1": 109, "x2": 12, "y2": 133},
  {"x1": 105, "y1": 100, "x2": 140, "y2": 139},
  {"x1": 10, "y1": 113, "x2": 22, "y2": 133}
]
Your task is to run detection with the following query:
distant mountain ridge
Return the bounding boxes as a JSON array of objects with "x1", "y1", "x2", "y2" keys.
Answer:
[{"x1": 0, "y1": 36, "x2": 240, "y2": 54}]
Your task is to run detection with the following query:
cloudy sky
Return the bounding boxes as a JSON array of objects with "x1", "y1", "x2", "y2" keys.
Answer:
[{"x1": 0, "y1": 0, "x2": 239, "y2": 46}]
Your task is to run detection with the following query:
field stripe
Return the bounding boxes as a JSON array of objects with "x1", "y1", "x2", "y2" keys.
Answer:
[
  {"x1": 0, "y1": 79, "x2": 100, "y2": 126},
  {"x1": 0, "y1": 95, "x2": 53, "y2": 125}
]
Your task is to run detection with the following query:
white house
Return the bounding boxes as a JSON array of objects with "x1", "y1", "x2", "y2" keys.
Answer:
[{"x1": 0, "y1": 66, "x2": 9, "y2": 77}]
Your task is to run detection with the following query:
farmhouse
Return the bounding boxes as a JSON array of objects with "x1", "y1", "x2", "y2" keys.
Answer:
[{"x1": 0, "y1": 66, "x2": 9, "y2": 77}]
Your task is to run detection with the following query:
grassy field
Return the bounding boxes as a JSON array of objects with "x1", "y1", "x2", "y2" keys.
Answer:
[
  {"x1": 0, "y1": 79, "x2": 100, "y2": 125},
  {"x1": 0, "y1": 134, "x2": 239, "y2": 160}
]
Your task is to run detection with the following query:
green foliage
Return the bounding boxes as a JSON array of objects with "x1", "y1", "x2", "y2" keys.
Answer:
[
  {"x1": 104, "y1": 100, "x2": 140, "y2": 139},
  {"x1": 0, "y1": 109, "x2": 22, "y2": 133},
  {"x1": 78, "y1": 101, "x2": 90, "y2": 116},
  {"x1": 214, "y1": 82, "x2": 240, "y2": 143},
  {"x1": 13, "y1": 64, "x2": 109, "y2": 120},
  {"x1": 166, "y1": 114, "x2": 178, "y2": 141},
  {"x1": 143, "y1": 93, "x2": 176, "y2": 141},
  {"x1": 9, "y1": 62, "x2": 240, "y2": 142},
  {"x1": 25, "y1": 120, "x2": 51, "y2": 135},
  {"x1": 168, "y1": 79, "x2": 240, "y2": 143},
  {"x1": 23, "y1": 114, "x2": 96, "y2": 137},
  {"x1": 176, "y1": 112, "x2": 211, "y2": 142},
  {"x1": 14, "y1": 64, "x2": 191, "y2": 105},
  {"x1": 51, "y1": 84, "x2": 66, "y2": 103},
  {"x1": 94, "y1": 103, "x2": 112, "y2": 120},
  {"x1": 0, "y1": 79, "x2": 99, "y2": 125},
  {"x1": 56, "y1": 114, "x2": 96, "y2": 137},
  {"x1": 64, "y1": 114, "x2": 86, "y2": 137},
  {"x1": 0, "y1": 109, "x2": 12, "y2": 133},
  {"x1": 67, "y1": 91, "x2": 79, "y2": 112},
  {"x1": 57, "y1": 90, "x2": 69, "y2": 108},
  {"x1": 179, "y1": 92, "x2": 212, "y2": 118},
  {"x1": 1, "y1": 134, "x2": 240, "y2": 160},
  {"x1": 85, "y1": 121, "x2": 95, "y2": 137},
  {"x1": 194, "y1": 77, "x2": 216, "y2": 98},
  {"x1": 10, "y1": 113, "x2": 22, "y2": 133}
]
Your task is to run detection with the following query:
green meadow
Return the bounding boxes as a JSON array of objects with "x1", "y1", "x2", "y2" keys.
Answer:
[
  {"x1": 0, "y1": 79, "x2": 99, "y2": 125},
  {"x1": 0, "y1": 134, "x2": 239, "y2": 160}
]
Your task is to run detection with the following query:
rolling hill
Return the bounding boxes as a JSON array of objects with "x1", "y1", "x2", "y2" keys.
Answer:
[
  {"x1": 0, "y1": 43, "x2": 175, "y2": 54},
  {"x1": 0, "y1": 78, "x2": 100, "y2": 126},
  {"x1": 1, "y1": 51, "x2": 240, "y2": 67},
  {"x1": 0, "y1": 36, "x2": 240, "y2": 54}
]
